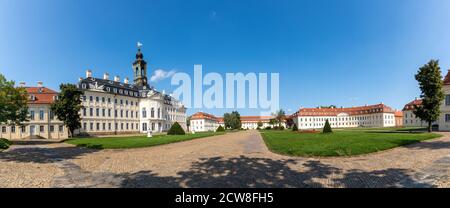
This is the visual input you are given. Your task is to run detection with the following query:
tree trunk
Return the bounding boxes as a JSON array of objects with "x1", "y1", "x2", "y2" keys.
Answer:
[{"x1": 428, "y1": 121, "x2": 432, "y2": 133}]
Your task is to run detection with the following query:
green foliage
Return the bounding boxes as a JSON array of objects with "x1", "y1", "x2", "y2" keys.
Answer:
[
  {"x1": 0, "y1": 138, "x2": 12, "y2": 150},
  {"x1": 0, "y1": 73, "x2": 28, "y2": 125},
  {"x1": 216, "y1": 125, "x2": 225, "y2": 132},
  {"x1": 265, "y1": 126, "x2": 272, "y2": 130},
  {"x1": 292, "y1": 124, "x2": 298, "y2": 131},
  {"x1": 272, "y1": 109, "x2": 286, "y2": 128},
  {"x1": 51, "y1": 84, "x2": 83, "y2": 137},
  {"x1": 414, "y1": 59, "x2": 445, "y2": 132},
  {"x1": 223, "y1": 111, "x2": 242, "y2": 130},
  {"x1": 323, "y1": 119, "x2": 332, "y2": 133},
  {"x1": 167, "y1": 122, "x2": 186, "y2": 135},
  {"x1": 257, "y1": 121, "x2": 263, "y2": 128}
]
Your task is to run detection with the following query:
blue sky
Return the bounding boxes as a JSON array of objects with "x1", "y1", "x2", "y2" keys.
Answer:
[{"x1": 1, "y1": 0, "x2": 450, "y2": 116}]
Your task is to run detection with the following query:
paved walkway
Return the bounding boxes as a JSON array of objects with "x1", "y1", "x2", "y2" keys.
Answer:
[{"x1": 1, "y1": 130, "x2": 450, "y2": 188}]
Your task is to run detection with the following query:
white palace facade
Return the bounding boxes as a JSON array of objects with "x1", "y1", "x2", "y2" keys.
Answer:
[
  {"x1": 292, "y1": 103, "x2": 396, "y2": 130},
  {"x1": 74, "y1": 46, "x2": 187, "y2": 136}
]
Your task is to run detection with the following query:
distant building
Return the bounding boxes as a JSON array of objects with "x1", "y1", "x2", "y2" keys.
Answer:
[
  {"x1": 402, "y1": 98, "x2": 426, "y2": 127},
  {"x1": 0, "y1": 82, "x2": 68, "y2": 140},
  {"x1": 438, "y1": 70, "x2": 450, "y2": 131},
  {"x1": 190, "y1": 112, "x2": 220, "y2": 132},
  {"x1": 291, "y1": 103, "x2": 396, "y2": 130},
  {"x1": 75, "y1": 46, "x2": 187, "y2": 136},
  {"x1": 394, "y1": 111, "x2": 403, "y2": 127},
  {"x1": 239, "y1": 116, "x2": 280, "y2": 129}
]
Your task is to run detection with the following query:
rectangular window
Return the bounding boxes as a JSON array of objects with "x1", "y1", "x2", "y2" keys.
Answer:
[
  {"x1": 446, "y1": 114, "x2": 450, "y2": 122},
  {"x1": 103, "y1": 123, "x2": 106, "y2": 130},
  {"x1": 108, "y1": 123, "x2": 111, "y2": 130},
  {"x1": 21, "y1": 126, "x2": 26, "y2": 133},
  {"x1": 11, "y1": 126, "x2": 15, "y2": 133},
  {"x1": 1, "y1": 126, "x2": 6, "y2": 133},
  {"x1": 39, "y1": 110, "x2": 44, "y2": 120},
  {"x1": 96, "y1": 97, "x2": 99, "y2": 102},
  {"x1": 90, "y1": 123, "x2": 93, "y2": 130},
  {"x1": 446, "y1": 95, "x2": 450, "y2": 106},
  {"x1": 96, "y1": 123, "x2": 100, "y2": 130},
  {"x1": 83, "y1": 108, "x2": 86, "y2": 116},
  {"x1": 108, "y1": 109, "x2": 111, "y2": 117},
  {"x1": 30, "y1": 110, "x2": 35, "y2": 120},
  {"x1": 96, "y1": 108, "x2": 99, "y2": 117},
  {"x1": 90, "y1": 96, "x2": 93, "y2": 102},
  {"x1": 59, "y1": 125, "x2": 63, "y2": 132},
  {"x1": 90, "y1": 108, "x2": 93, "y2": 116},
  {"x1": 102, "y1": 109, "x2": 105, "y2": 117},
  {"x1": 50, "y1": 110, "x2": 54, "y2": 120},
  {"x1": 83, "y1": 123, "x2": 87, "y2": 130},
  {"x1": 40, "y1": 125, "x2": 44, "y2": 132}
]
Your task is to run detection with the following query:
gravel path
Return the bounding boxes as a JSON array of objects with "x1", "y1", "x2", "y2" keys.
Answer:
[{"x1": 1, "y1": 130, "x2": 449, "y2": 188}]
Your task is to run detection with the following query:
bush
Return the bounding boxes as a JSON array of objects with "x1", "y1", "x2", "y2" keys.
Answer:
[
  {"x1": 216, "y1": 125, "x2": 225, "y2": 132},
  {"x1": 279, "y1": 126, "x2": 285, "y2": 130},
  {"x1": 292, "y1": 124, "x2": 298, "y2": 131},
  {"x1": 265, "y1": 126, "x2": 272, "y2": 130},
  {"x1": 0, "y1": 138, "x2": 11, "y2": 150},
  {"x1": 167, "y1": 122, "x2": 186, "y2": 135},
  {"x1": 323, "y1": 119, "x2": 333, "y2": 133}
]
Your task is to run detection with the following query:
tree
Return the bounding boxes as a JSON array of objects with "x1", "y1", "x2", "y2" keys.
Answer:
[
  {"x1": 186, "y1": 116, "x2": 191, "y2": 132},
  {"x1": 168, "y1": 122, "x2": 186, "y2": 135},
  {"x1": 0, "y1": 74, "x2": 28, "y2": 126},
  {"x1": 292, "y1": 124, "x2": 298, "y2": 131},
  {"x1": 272, "y1": 109, "x2": 286, "y2": 128},
  {"x1": 285, "y1": 117, "x2": 294, "y2": 129},
  {"x1": 257, "y1": 121, "x2": 263, "y2": 129},
  {"x1": 223, "y1": 111, "x2": 242, "y2": 130},
  {"x1": 414, "y1": 59, "x2": 445, "y2": 132},
  {"x1": 269, "y1": 118, "x2": 277, "y2": 127},
  {"x1": 51, "y1": 84, "x2": 83, "y2": 137},
  {"x1": 323, "y1": 119, "x2": 332, "y2": 133},
  {"x1": 216, "y1": 125, "x2": 225, "y2": 132}
]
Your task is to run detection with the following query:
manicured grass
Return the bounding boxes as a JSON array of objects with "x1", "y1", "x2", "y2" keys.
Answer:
[
  {"x1": 66, "y1": 132, "x2": 224, "y2": 149},
  {"x1": 260, "y1": 128, "x2": 441, "y2": 157}
]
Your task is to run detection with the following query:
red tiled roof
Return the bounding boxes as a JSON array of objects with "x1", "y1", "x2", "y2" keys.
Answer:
[
  {"x1": 292, "y1": 103, "x2": 395, "y2": 117},
  {"x1": 190, "y1": 112, "x2": 220, "y2": 121},
  {"x1": 394, "y1": 111, "x2": 403, "y2": 117},
  {"x1": 25, "y1": 87, "x2": 58, "y2": 104},
  {"x1": 444, "y1": 70, "x2": 450, "y2": 84},
  {"x1": 402, "y1": 99, "x2": 422, "y2": 111}
]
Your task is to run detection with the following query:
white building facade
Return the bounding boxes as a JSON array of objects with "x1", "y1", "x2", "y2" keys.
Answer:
[
  {"x1": 292, "y1": 103, "x2": 396, "y2": 130},
  {"x1": 75, "y1": 46, "x2": 187, "y2": 136},
  {"x1": 190, "y1": 112, "x2": 220, "y2": 132},
  {"x1": 437, "y1": 70, "x2": 450, "y2": 131},
  {"x1": 402, "y1": 98, "x2": 426, "y2": 127},
  {"x1": 0, "y1": 83, "x2": 68, "y2": 140}
]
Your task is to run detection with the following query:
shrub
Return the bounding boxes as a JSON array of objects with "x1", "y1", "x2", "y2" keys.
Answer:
[
  {"x1": 292, "y1": 124, "x2": 298, "y2": 131},
  {"x1": 167, "y1": 122, "x2": 186, "y2": 135},
  {"x1": 279, "y1": 126, "x2": 285, "y2": 130},
  {"x1": 216, "y1": 125, "x2": 225, "y2": 132},
  {"x1": 0, "y1": 138, "x2": 11, "y2": 150},
  {"x1": 323, "y1": 119, "x2": 333, "y2": 133},
  {"x1": 265, "y1": 126, "x2": 272, "y2": 130}
]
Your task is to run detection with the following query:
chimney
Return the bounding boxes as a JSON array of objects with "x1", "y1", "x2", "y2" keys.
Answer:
[
  {"x1": 79, "y1": 77, "x2": 83, "y2": 82},
  {"x1": 86, "y1": 70, "x2": 92, "y2": 78},
  {"x1": 124, "y1": 77, "x2": 129, "y2": 84},
  {"x1": 114, "y1": 76, "x2": 120, "y2": 82},
  {"x1": 37, "y1": 81, "x2": 43, "y2": 87},
  {"x1": 103, "y1": 73, "x2": 109, "y2": 80},
  {"x1": 19, "y1": 81, "x2": 26, "y2": 87}
]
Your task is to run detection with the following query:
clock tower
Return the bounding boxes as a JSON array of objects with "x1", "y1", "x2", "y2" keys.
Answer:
[{"x1": 133, "y1": 42, "x2": 148, "y2": 87}]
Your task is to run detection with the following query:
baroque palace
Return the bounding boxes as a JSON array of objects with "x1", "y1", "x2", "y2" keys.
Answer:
[{"x1": 75, "y1": 45, "x2": 187, "y2": 136}]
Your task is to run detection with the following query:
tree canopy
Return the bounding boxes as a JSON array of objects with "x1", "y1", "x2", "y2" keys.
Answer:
[
  {"x1": 223, "y1": 111, "x2": 242, "y2": 130},
  {"x1": 414, "y1": 59, "x2": 444, "y2": 132},
  {"x1": 0, "y1": 73, "x2": 28, "y2": 126},
  {"x1": 51, "y1": 84, "x2": 83, "y2": 137}
]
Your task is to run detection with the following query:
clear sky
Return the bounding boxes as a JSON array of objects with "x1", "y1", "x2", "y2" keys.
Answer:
[{"x1": 1, "y1": 0, "x2": 450, "y2": 116}]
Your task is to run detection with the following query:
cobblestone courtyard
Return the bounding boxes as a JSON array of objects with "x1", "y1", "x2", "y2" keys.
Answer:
[{"x1": 1, "y1": 130, "x2": 450, "y2": 188}]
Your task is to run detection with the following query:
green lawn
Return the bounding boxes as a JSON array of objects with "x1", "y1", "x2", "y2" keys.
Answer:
[
  {"x1": 66, "y1": 132, "x2": 224, "y2": 149},
  {"x1": 260, "y1": 128, "x2": 441, "y2": 157}
]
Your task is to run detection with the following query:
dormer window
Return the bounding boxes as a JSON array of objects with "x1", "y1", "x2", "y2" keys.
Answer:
[
  {"x1": 82, "y1": 83, "x2": 86, "y2": 89},
  {"x1": 29, "y1": 95, "x2": 35, "y2": 101},
  {"x1": 106, "y1": 87, "x2": 110, "y2": 92},
  {"x1": 113, "y1": 88, "x2": 117, "y2": 93}
]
